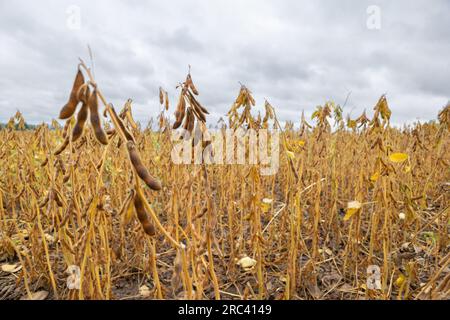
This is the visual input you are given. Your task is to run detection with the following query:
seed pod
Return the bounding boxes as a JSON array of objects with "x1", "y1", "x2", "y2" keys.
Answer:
[
  {"x1": 124, "y1": 102, "x2": 138, "y2": 131},
  {"x1": 249, "y1": 94, "x2": 256, "y2": 107},
  {"x1": 192, "y1": 105, "x2": 206, "y2": 123},
  {"x1": 41, "y1": 156, "x2": 49, "y2": 167},
  {"x1": 54, "y1": 135, "x2": 70, "y2": 155},
  {"x1": 72, "y1": 87, "x2": 90, "y2": 142},
  {"x1": 186, "y1": 74, "x2": 198, "y2": 95},
  {"x1": 187, "y1": 90, "x2": 209, "y2": 114},
  {"x1": 59, "y1": 68, "x2": 85, "y2": 119},
  {"x1": 159, "y1": 87, "x2": 164, "y2": 105},
  {"x1": 173, "y1": 92, "x2": 186, "y2": 129},
  {"x1": 164, "y1": 91, "x2": 169, "y2": 111},
  {"x1": 53, "y1": 189, "x2": 64, "y2": 207},
  {"x1": 76, "y1": 83, "x2": 89, "y2": 102},
  {"x1": 190, "y1": 100, "x2": 206, "y2": 122},
  {"x1": 171, "y1": 249, "x2": 183, "y2": 293},
  {"x1": 39, "y1": 192, "x2": 50, "y2": 208},
  {"x1": 106, "y1": 128, "x2": 116, "y2": 137},
  {"x1": 182, "y1": 110, "x2": 190, "y2": 131},
  {"x1": 127, "y1": 141, "x2": 162, "y2": 191},
  {"x1": 134, "y1": 186, "x2": 156, "y2": 236},
  {"x1": 109, "y1": 104, "x2": 135, "y2": 143},
  {"x1": 62, "y1": 118, "x2": 72, "y2": 139},
  {"x1": 88, "y1": 89, "x2": 108, "y2": 145},
  {"x1": 187, "y1": 108, "x2": 195, "y2": 134},
  {"x1": 182, "y1": 108, "x2": 195, "y2": 134},
  {"x1": 63, "y1": 171, "x2": 70, "y2": 183},
  {"x1": 173, "y1": 117, "x2": 182, "y2": 130}
]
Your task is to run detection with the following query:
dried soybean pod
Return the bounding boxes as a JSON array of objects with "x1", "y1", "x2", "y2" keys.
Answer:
[
  {"x1": 54, "y1": 135, "x2": 70, "y2": 155},
  {"x1": 63, "y1": 171, "x2": 70, "y2": 183},
  {"x1": 173, "y1": 118, "x2": 182, "y2": 130},
  {"x1": 88, "y1": 89, "x2": 108, "y2": 145},
  {"x1": 187, "y1": 90, "x2": 209, "y2": 114},
  {"x1": 186, "y1": 73, "x2": 198, "y2": 95},
  {"x1": 159, "y1": 87, "x2": 164, "y2": 105},
  {"x1": 134, "y1": 186, "x2": 156, "y2": 236},
  {"x1": 72, "y1": 87, "x2": 90, "y2": 142},
  {"x1": 191, "y1": 103, "x2": 206, "y2": 123},
  {"x1": 53, "y1": 190, "x2": 64, "y2": 207},
  {"x1": 249, "y1": 95, "x2": 256, "y2": 107},
  {"x1": 59, "y1": 68, "x2": 85, "y2": 119},
  {"x1": 76, "y1": 83, "x2": 89, "y2": 102},
  {"x1": 39, "y1": 192, "x2": 50, "y2": 208},
  {"x1": 109, "y1": 105, "x2": 135, "y2": 143},
  {"x1": 189, "y1": 97, "x2": 206, "y2": 122},
  {"x1": 182, "y1": 111, "x2": 190, "y2": 132},
  {"x1": 126, "y1": 141, "x2": 162, "y2": 191},
  {"x1": 187, "y1": 108, "x2": 195, "y2": 134},
  {"x1": 106, "y1": 128, "x2": 116, "y2": 136},
  {"x1": 62, "y1": 118, "x2": 72, "y2": 138},
  {"x1": 164, "y1": 91, "x2": 169, "y2": 111},
  {"x1": 41, "y1": 156, "x2": 49, "y2": 167},
  {"x1": 173, "y1": 92, "x2": 186, "y2": 129},
  {"x1": 182, "y1": 107, "x2": 191, "y2": 132}
]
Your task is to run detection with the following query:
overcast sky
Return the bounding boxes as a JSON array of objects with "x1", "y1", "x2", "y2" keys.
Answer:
[{"x1": 0, "y1": 0, "x2": 448, "y2": 126}]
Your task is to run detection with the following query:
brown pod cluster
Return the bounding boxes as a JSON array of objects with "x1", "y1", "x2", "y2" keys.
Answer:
[
  {"x1": 88, "y1": 89, "x2": 108, "y2": 145},
  {"x1": 59, "y1": 68, "x2": 85, "y2": 119},
  {"x1": 159, "y1": 87, "x2": 169, "y2": 111},
  {"x1": 133, "y1": 187, "x2": 156, "y2": 236},
  {"x1": 173, "y1": 71, "x2": 208, "y2": 132},
  {"x1": 126, "y1": 141, "x2": 162, "y2": 191},
  {"x1": 72, "y1": 87, "x2": 90, "y2": 142}
]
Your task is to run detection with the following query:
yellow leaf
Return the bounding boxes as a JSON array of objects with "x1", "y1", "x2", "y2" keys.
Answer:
[
  {"x1": 123, "y1": 199, "x2": 135, "y2": 226},
  {"x1": 286, "y1": 150, "x2": 295, "y2": 160},
  {"x1": 344, "y1": 201, "x2": 362, "y2": 221},
  {"x1": 370, "y1": 172, "x2": 380, "y2": 182},
  {"x1": 344, "y1": 208, "x2": 359, "y2": 221},
  {"x1": 298, "y1": 140, "x2": 305, "y2": 147},
  {"x1": 260, "y1": 198, "x2": 273, "y2": 213},
  {"x1": 404, "y1": 165, "x2": 411, "y2": 173},
  {"x1": 395, "y1": 273, "x2": 406, "y2": 287},
  {"x1": 389, "y1": 153, "x2": 408, "y2": 163}
]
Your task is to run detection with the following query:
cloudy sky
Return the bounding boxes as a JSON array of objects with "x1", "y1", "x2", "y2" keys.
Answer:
[{"x1": 0, "y1": 0, "x2": 448, "y2": 126}]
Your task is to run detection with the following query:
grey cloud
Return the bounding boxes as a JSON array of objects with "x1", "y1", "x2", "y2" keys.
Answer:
[{"x1": 0, "y1": 0, "x2": 448, "y2": 126}]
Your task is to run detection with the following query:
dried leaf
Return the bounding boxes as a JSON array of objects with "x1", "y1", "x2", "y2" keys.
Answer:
[
  {"x1": 20, "y1": 290, "x2": 49, "y2": 300},
  {"x1": 139, "y1": 285, "x2": 151, "y2": 297},
  {"x1": 1, "y1": 263, "x2": 22, "y2": 273},
  {"x1": 237, "y1": 256, "x2": 256, "y2": 270}
]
